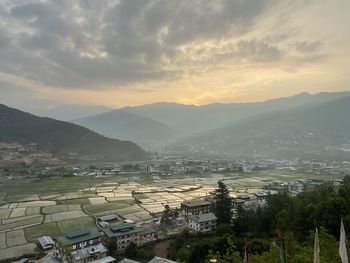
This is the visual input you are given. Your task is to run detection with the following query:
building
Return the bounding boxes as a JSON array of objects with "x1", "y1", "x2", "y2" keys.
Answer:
[
  {"x1": 56, "y1": 228, "x2": 101, "y2": 251},
  {"x1": 148, "y1": 257, "x2": 178, "y2": 263},
  {"x1": 71, "y1": 243, "x2": 111, "y2": 263},
  {"x1": 181, "y1": 200, "x2": 212, "y2": 216},
  {"x1": 118, "y1": 259, "x2": 141, "y2": 263},
  {"x1": 38, "y1": 235, "x2": 55, "y2": 250},
  {"x1": 101, "y1": 223, "x2": 140, "y2": 251},
  {"x1": 97, "y1": 214, "x2": 120, "y2": 228},
  {"x1": 188, "y1": 212, "x2": 217, "y2": 232},
  {"x1": 56, "y1": 228, "x2": 114, "y2": 263},
  {"x1": 140, "y1": 226, "x2": 157, "y2": 244}
]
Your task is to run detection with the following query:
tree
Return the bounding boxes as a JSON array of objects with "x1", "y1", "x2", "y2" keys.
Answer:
[
  {"x1": 125, "y1": 242, "x2": 138, "y2": 259},
  {"x1": 106, "y1": 237, "x2": 118, "y2": 256},
  {"x1": 214, "y1": 181, "x2": 233, "y2": 225}
]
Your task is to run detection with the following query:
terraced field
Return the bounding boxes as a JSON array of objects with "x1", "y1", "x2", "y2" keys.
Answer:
[{"x1": 0, "y1": 169, "x2": 342, "y2": 260}]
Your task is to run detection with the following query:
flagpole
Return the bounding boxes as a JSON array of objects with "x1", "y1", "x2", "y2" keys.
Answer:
[
  {"x1": 314, "y1": 227, "x2": 320, "y2": 263},
  {"x1": 339, "y1": 218, "x2": 349, "y2": 263}
]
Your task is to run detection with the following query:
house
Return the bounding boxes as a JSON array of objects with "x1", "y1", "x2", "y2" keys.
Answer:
[
  {"x1": 86, "y1": 256, "x2": 116, "y2": 263},
  {"x1": 38, "y1": 235, "x2": 55, "y2": 250},
  {"x1": 140, "y1": 226, "x2": 157, "y2": 244},
  {"x1": 56, "y1": 228, "x2": 113, "y2": 263},
  {"x1": 148, "y1": 257, "x2": 178, "y2": 263},
  {"x1": 71, "y1": 243, "x2": 111, "y2": 263},
  {"x1": 118, "y1": 259, "x2": 141, "y2": 263},
  {"x1": 97, "y1": 214, "x2": 120, "y2": 228},
  {"x1": 181, "y1": 200, "x2": 212, "y2": 216},
  {"x1": 56, "y1": 228, "x2": 101, "y2": 251},
  {"x1": 188, "y1": 212, "x2": 217, "y2": 232},
  {"x1": 101, "y1": 222, "x2": 140, "y2": 251}
]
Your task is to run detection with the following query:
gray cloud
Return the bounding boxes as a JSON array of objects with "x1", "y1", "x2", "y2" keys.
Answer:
[{"x1": 0, "y1": 0, "x2": 326, "y2": 92}]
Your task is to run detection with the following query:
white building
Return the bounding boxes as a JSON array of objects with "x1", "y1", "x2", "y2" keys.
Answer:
[{"x1": 188, "y1": 212, "x2": 217, "y2": 232}]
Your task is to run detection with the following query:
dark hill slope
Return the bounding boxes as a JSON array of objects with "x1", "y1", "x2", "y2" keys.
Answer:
[{"x1": 0, "y1": 104, "x2": 148, "y2": 161}]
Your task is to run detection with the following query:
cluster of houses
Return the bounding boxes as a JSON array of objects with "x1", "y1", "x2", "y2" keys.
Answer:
[{"x1": 34, "y1": 197, "x2": 222, "y2": 263}]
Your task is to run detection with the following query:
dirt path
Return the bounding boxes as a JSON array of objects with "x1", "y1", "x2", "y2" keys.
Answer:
[{"x1": 153, "y1": 239, "x2": 172, "y2": 258}]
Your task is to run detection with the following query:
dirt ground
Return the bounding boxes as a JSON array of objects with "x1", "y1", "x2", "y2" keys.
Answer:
[{"x1": 153, "y1": 239, "x2": 172, "y2": 258}]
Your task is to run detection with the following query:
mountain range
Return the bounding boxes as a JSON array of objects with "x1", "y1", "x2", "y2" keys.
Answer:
[
  {"x1": 73, "y1": 91, "x2": 350, "y2": 149},
  {"x1": 169, "y1": 96, "x2": 350, "y2": 160},
  {"x1": 0, "y1": 104, "x2": 148, "y2": 162}
]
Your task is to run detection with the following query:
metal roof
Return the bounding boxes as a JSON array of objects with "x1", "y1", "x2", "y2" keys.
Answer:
[
  {"x1": 148, "y1": 256, "x2": 178, "y2": 263},
  {"x1": 89, "y1": 256, "x2": 116, "y2": 263},
  {"x1": 181, "y1": 200, "x2": 211, "y2": 207},
  {"x1": 188, "y1": 212, "x2": 217, "y2": 223},
  {"x1": 56, "y1": 228, "x2": 100, "y2": 246},
  {"x1": 38, "y1": 235, "x2": 54, "y2": 249},
  {"x1": 97, "y1": 214, "x2": 119, "y2": 222}
]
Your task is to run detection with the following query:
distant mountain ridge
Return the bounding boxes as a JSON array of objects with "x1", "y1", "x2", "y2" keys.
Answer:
[
  {"x1": 73, "y1": 91, "x2": 350, "y2": 149},
  {"x1": 28, "y1": 104, "x2": 114, "y2": 121},
  {"x1": 74, "y1": 110, "x2": 179, "y2": 148},
  {"x1": 168, "y1": 96, "x2": 350, "y2": 160},
  {"x1": 0, "y1": 104, "x2": 148, "y2": 162},
  {"x1": 123, "y1": 91, "x2": 350, "y2": 135}
]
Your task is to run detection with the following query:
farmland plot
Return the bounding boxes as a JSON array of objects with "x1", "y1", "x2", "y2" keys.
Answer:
[{"x1": 6, "y1": 229, "x2": 27, "y2": 247}]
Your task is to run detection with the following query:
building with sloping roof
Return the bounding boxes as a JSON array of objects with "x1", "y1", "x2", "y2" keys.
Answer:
[
  {"x1": 38, "y1": 235, "x2": 55, "y2": 250},
  {"x1": 181, "y1": 200, "x2": 211, "y2": 216},
  {"x1": 56, "y1": 228, "x2": 101, "y2": 251},
  {"x1": 188, "y1": 212, "x2": 217, "y2": 232},
  {"x1": 118, "y1": 258, "x2": 141, "y2": 263},
  {"x1": 71, "y1": 242, "x2": 109, "y2": 263},
  {"x1": 89, "y1": 256, "x2": 116, "y2": 263},
  {"x1": 140, "y1": 225, "x2": 157, "y2": 244},
  {"x1": 101, "y1": 222, "x2": 140, "y2": 251},
  {"x1": 148, "y1": 256, "x2": 177, "y2": 263}
]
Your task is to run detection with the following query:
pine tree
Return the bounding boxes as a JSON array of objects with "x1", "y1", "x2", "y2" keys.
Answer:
[{"x1": 214, "y1": 181, "x2": 233, "y2": 225}]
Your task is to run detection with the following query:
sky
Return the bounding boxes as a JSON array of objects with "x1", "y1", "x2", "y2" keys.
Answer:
[{"x1": 0, "y1": 0, "x2": 350, "y2": 110}]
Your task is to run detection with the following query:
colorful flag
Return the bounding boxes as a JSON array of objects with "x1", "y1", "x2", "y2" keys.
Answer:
[
  {"x1": 314, "y1": 227, "x2": 320, "y2": 263},
  {"x1": 339, "y1": 219, "x2": 349, "y2": 263}
]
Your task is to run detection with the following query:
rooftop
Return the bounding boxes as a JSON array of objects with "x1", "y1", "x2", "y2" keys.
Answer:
[
  {"x1": 72, "y1": 243, "x2": 108, "y2": 260},
  {"x1": 118, "y1": 259, "x2": 141, "y2": 263},
  {"x1": 188, "y1": 212, "x2": 217, "y2": 223},
  {"x1": 89, "y1": 256, "x2": 116, "y2": 263},
  {"x1": 148, "y1": 256, "x2": 178, "y2": 263},
  {"x1": 38, "y1": 235, "x2": 54, "y2": 249},
  {"x1": 102, "y1": 223, "x2": 141, "y2": 238},
  {"x1": 56, "y1": 228, "x2": 100, "y2": 246},
  {"x1": 181, "y1": 200, "x2": 211, "y2": 207},
  {"x1": 97, "y1": 214, "x2": 119, "y2": 222}
]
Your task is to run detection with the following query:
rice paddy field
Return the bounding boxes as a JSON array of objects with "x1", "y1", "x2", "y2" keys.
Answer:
[{"x1": 0, "y1": 169, "x2": 343, "y2": 260}]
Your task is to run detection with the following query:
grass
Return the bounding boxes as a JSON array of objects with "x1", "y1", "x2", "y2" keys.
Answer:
[
  {"x1": 24, "y1": 222, "x2": 62, "y2": 242},
  {"x1": 84, "y1": 201, "x2": 133, "y2": 215},
  {"x1": 42, "y1": 205, "x2": 70, "y2": 214},
  {"x1": 57, "y1": 198, "x2": 90, "y2": 206},
  {"x1": 57, "y1": 216, "x2": 96, "y2": 234}
]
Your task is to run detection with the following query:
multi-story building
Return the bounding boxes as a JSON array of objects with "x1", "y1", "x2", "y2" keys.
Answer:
[
  {"x1": 188, "y1": 212, "x2": 217, "y2": 233},
  {"x1": 181, "y1": 200, "x2": 212, "y2": 216},
  {"x1": 101, "y1": 223, "x2": 140, "y2": 251},
  {"x1": 56, "y1": 228, "x2": 114, "y2": 263}
]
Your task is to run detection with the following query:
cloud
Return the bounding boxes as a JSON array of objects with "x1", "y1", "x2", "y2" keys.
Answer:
[
  {"x1": 0, "y1": 0, "x2": 321, "y2": 90},
  {"x1": 1, "y1": 0, "x2": 347, "y2": 109}
]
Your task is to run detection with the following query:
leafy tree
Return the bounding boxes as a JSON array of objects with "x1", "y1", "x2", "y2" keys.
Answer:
[
  {"x1": 214, "y1": 181, "x2": 233, "y2": 224},
  {"x1": 125, "y1": 242, "x2": 138, "y2": 259},
  {"x1": 106, "y1": 237, "x2": 118, "y2": 256},
  {"x1": 216, "y1": 224, "x2": 233, "y2": 237}
]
